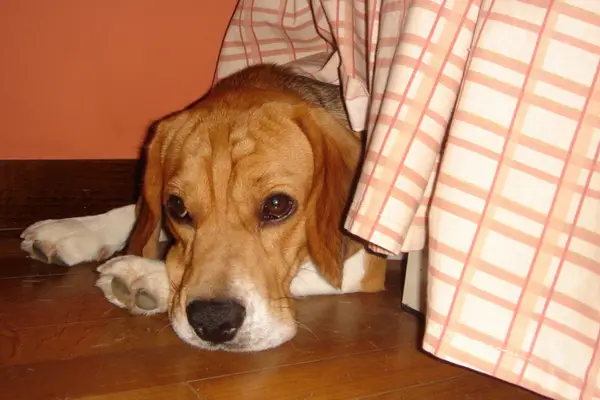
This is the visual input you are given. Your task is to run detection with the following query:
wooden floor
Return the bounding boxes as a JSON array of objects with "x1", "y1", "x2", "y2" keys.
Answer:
[{"x1": 0, "y1": 231, "x2": 545, "y2": 400}]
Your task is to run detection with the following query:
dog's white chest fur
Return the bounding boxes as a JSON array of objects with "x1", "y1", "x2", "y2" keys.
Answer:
[{"x1": 289, "y1": 249, "x2": 366, "y2": 297}]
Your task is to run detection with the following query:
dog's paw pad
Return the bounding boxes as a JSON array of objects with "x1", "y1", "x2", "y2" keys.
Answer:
[
  {"x1": 96, "y1": 256, "x2": 169, "y2": 316},
  {"x1": 110, "y1": 277, "x2": 131, "y2": 303},
  {"x1": 31, "y1": 240, "x2": 53, "y2": 263},
  {"x1": 135, "y1": 290, "x2": 158, "y2": 311}
]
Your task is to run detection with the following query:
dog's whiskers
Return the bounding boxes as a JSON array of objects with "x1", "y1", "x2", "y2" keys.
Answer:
[
  {"x1": 294, "y1": 319, "x2": 319, "y2": 340},
  {"x1": 158, "y1": 322, "x2": 172, "y2": 334}
]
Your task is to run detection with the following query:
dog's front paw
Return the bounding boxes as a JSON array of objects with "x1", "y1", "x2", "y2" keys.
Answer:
[
  {"x1": 21, "y1": 218, "x2": 114, "y2": 266},
  {"x1": 20, "y1": 205, "x2": 136, "y2": 266},
  {"x1": 96, "y1": 255, "x2": 170, "y2": 316}
]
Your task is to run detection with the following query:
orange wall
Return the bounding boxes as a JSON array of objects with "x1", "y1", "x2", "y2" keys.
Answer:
[{"x1": 0, "y1": 0, "x2": 236, "y2": 160}]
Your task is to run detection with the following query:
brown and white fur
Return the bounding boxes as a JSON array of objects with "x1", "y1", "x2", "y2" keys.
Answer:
[{"x1": 20, "y1": 64, "x2": 387, "y2": 352}]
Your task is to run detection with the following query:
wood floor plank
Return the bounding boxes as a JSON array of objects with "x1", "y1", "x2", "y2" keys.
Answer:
[
  {"x1": 76, "y1": 383, "x2": 200, "y2": 400},
  {"x1": 0, "y1": 268, "x2": 103, "y2": 302},
  {"x1": 0, "y1": 234, "x2": 33, "y2": 259},
  {"x1": 360, "y1": 373, "x2": 546, "y2": 399},
  {"x1": 0, "y1": 343, "x2": 380, "y2": 399},
  {"x1": 0, "y1": 291, "x2": 418, "y2": 398},
  {"x1": 0, "y1": 294, "x2": 125, "y2": 330},
  {"x1": 0, "y1": 293, "x2": 416, "y2": 364},
  {"x1": 0, "y1": 231, "x2": 545, "y2": 400},
  {"x1": 190, "y1": 346, "x2": 465, "y2": 400},
  {"x1": 0, "y1": 257, "x2": 87, "y2": 279},
  {"x1": 0, "y1": 314, "x2": 176, "y2": 366}
]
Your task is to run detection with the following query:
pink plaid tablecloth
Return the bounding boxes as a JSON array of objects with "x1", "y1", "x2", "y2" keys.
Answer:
[{"x1": 215, "y1": 1, "x2": 600, "y2": 398}]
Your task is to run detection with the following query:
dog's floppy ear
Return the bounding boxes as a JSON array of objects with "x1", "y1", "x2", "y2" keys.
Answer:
[
  {"x1": 294, "y1": 106, "x2": 362, "y2": 289},
  {"x1": 126, "y1": 119, "x2": 173, "y2": 259}
]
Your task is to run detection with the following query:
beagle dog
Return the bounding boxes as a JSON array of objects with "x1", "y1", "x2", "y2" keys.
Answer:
[{"x1": 20, "y1": 64, "x2": 387, "y2": 352}]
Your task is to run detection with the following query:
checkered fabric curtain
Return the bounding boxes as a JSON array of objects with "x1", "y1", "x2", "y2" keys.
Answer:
[{"x1": 215, "y1": 1, "x2": 600, "y2": 398}]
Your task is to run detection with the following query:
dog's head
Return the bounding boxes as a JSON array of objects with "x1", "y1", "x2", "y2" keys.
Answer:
[{"x1": 127, "y1": 76, "x2": 361, "y2": 351}]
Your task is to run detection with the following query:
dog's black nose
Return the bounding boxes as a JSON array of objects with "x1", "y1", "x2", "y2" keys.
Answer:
[{"x1": 186, "y1": 299, "x2": 246, "y2": 344}]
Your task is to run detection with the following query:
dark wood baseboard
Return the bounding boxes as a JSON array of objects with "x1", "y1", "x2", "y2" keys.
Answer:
[{"x1": 0, "y1": 160, "x2": 141, "y2": 230}]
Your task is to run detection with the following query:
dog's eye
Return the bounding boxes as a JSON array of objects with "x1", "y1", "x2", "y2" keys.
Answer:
[
  {"x1": 166, "y1": 195, "x2": 192, "y2": 224},
  {"x1": 260, "y1": 193, "x2": 296, "y2": 223}
]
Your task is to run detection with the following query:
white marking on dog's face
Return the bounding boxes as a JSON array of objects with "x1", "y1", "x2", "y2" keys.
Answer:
[
  {"x1": 168, "y1": 252, "x2": 368, "y2": 352},
  {"x1": 170, "y1": 281, "x2": 297, "y2": 352}
]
